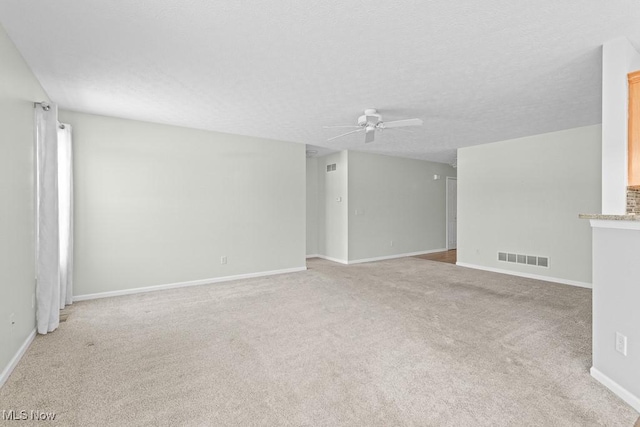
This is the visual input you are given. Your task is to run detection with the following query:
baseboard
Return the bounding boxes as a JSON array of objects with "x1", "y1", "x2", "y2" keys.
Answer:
[
  {"x1": 0, "y1": 328, "x2": 36, "y2": 389},
  {"x1": 311, "y1": 255, "x2": 349, "y2": 265},
  {"x1": 309, "y1": 249, "x2": 448, "y2": 266},
  {"x1": 73, "y1": 266, "x2": 307, "y2": 301},
  {"x1": 455, "y1": 262, "x2": 592, "y2": 289},
  {"x1": 348, "y1": 248, "x2": 448, "y2": 265},
  {"x1": 591, "y1": 367, "x2": 640, "y2": 412}
]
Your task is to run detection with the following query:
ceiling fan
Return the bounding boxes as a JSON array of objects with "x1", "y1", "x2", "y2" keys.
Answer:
[{"x1": 324, "y1": 109, "x2": 423, "y2": 144}]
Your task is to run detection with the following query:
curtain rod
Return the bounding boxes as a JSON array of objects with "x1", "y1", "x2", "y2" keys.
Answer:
[
  {"x1": 34, "y1": 101, "x2": 50, "y2": 111},
  {"x1": 34, "y1": 102, "x2": 66, "y2": 129}
]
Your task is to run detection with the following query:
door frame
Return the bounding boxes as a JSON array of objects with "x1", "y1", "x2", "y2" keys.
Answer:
[{"x1": 445, "y1": 176, "x2": 457, "y2": 250}]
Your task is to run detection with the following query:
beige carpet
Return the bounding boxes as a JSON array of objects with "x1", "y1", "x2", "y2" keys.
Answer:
[{"x1": 1, "y1": 257, "x2": 638, "y2": 426}]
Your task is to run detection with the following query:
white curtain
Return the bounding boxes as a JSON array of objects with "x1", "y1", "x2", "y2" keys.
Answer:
[
  {"x1": 35, "y1": 103, "x2": 73, "y2": 334},
  {"x1": 58, "y1": 124, "x2": 73, "y2": 308}
]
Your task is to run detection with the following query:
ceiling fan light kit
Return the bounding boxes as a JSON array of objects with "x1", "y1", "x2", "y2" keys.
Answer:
[{"x1": 326, "y1": 109, "x2": 423, "y2": 144}]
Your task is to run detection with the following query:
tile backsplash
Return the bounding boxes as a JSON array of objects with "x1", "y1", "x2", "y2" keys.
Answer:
[{"x1": 627, "y1": 187, "x2": 640, "y2": 214}]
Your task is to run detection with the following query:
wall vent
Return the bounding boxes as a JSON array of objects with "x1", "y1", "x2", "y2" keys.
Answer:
[
  {"x1": 326, "y1": 163, "x2": 337, "y2": 172},
  {"x1": 497, "y1": 252, "x2": 549, "y2": 268}
]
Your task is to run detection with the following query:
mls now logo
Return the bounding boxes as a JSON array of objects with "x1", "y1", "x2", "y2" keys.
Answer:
[{"x1": 1, "y1": 409, "x2": 56, "y2": 421}]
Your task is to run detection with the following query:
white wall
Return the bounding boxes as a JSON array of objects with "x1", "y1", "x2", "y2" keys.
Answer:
[
  {"x1": 316, "y1": 151, "x2": 349, "y2": 262},
  {"x1": 0, "y1": 24, "x2": 48, "y2": 384},
  {"x1": 591, "y1": 222, "x2": 640, "y2": 411},
  {"x1": 602, "y1": 37, "x2": 640, "y2": 214},
  {"x1": 59, "y1": 110, "x2": 306, "y2": 297},
  {"x1": 457, "y1": 125, "x2": 601, "y2": 286},
  {"x1": 590, "y1": 38, "x2": 640, "y2": 411},
  {"x1": 306, "y1": 157, "x2": 319, "y2": 255},
  {"x1": 347, "y1": 151, "x2": 454, "y2": 261}
]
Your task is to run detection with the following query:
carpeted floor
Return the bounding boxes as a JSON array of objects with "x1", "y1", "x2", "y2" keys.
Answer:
[{"x1": 1, "y1": 257, "x2": 638, "y2": 426}]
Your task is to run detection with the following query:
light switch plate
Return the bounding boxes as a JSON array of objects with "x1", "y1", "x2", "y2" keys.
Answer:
[{"x1": 616, "y1": 332, "x2": 628, "y2": 356}]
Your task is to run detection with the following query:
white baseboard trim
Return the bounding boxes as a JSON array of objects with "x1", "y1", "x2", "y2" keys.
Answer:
[
  {"x1": 455, "y1": 262, "x2": 592, "y2": 289},
  {"x1": 0, "y1": 328, "x2": 36, "y2": 389},
  {"x1": 591, "y1": 367, "x2": 640, "y2": 412},
  {"x1": 309, "y1": 249, "x2": 448, "y2": 266},
  {"x1": 348, "y1": 248, "x2": 448, "y2": 265},
  {"x1": 73, "y1": 266, "x2": 307, "y2": 302},
  {"x1": 311, "y1": 255, "x2": 349, "y2": 265}
]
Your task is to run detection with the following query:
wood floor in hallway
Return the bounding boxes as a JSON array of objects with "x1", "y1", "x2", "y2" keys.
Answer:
[{"x1": 413, "y1": 249, "x2": 457, "y2": 264}]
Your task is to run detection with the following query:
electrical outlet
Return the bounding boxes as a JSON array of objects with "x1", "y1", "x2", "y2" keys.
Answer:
[
  {"x1": 615, "y1": 332, "x2": 628, "y2": 356},
  {"x1": 220, "y1": 256, "x2": 227, "y2": 265}
]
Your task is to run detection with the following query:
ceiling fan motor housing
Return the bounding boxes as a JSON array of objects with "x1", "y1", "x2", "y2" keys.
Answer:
[
  {"x1": 325, "y1": 108, "x2": 422, "y2": 143},
  {"x1": 358, "y1": 109, "x2": 381, "y2": 127}
]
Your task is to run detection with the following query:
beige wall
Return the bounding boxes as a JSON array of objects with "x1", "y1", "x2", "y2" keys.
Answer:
[
  {"x1": 591, "y1": 224, "x2": 640, "y2": 411},
  {"x1": 312, "y1": 150, "x2": 455, "y2": 263},
  {"x1": 601, "y1": 37, "x2": 640, "y2": 214},
  {"x1": 306, "y1": 157, "x2": 319, "y2": 255},
  {"x1": 59, "y1": 110, "x2": 306, "y2": 297},
  {"x1": 316, "y1": 151, "x2": 349, "y2": 262},
  {"x1": 457, "y1": 125, "x2": 601, "y2": 286},
  {"x1": 347, "y1": 151, "x2": 455, "y2": 261},
  {"x1": 0, "y1": 24, "x2": 49, "y2": 381}
]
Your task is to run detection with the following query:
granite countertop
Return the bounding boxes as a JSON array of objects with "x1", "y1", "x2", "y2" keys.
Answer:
[{"x1": 579, "y1": 213, "x2": 640, "y2": 221}]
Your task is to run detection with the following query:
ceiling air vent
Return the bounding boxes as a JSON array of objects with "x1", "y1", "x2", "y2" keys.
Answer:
[{"x1": 326, "y1": 163, "x2": 337, "y2": 172}]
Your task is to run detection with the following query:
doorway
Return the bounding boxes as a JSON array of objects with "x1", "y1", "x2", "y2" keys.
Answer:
[{"x1": 446, "y1": 177, "x2": 457, "y2": 250}]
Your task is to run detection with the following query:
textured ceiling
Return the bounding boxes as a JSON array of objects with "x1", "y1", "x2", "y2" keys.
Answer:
[{"x1": 2, "y1": 1, "x2": 640, "y2": 163}]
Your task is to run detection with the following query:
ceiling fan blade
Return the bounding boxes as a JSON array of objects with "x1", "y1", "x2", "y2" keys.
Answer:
[
  {"x1": 381, "y1": 118, "x2": 423, "y2": 128},
  {"x1": 327, "y1": 128, "x2": 363, "y2": 141},
  {"x1": 364, "y1": 129, "x2": 375, "y2": 143},
  {"x1": 323, "y1": 125, "x2": 361, "y2": 129}
]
